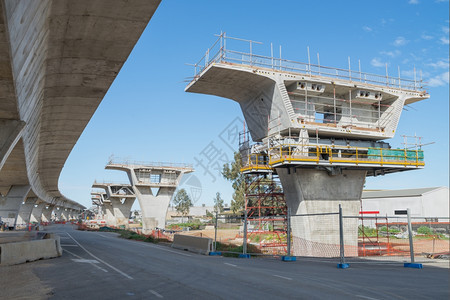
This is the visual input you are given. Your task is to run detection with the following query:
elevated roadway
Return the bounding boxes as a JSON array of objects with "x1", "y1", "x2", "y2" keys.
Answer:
[{"x1": 0, "y1": 0, "x2": 161, "y2": 220}]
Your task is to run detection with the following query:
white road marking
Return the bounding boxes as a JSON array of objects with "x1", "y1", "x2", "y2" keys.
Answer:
[
  {"x1": 149, "y1": 290, "x2": 164, "y2": 298},
  {"x1": 64, "y1": 249, "x2": 108, "y2": 273},
  {"x1": 273, "y1": 274, "x2": 293, "y2": 281},
  {"x1": 224, "y1": 263, "x2": 237, "y2": 267},
  {"x1": 72, "y1": 259, "x2": 99, "y2": 264},
  {"x1": 137, "y1": 242, "x2": 192, "y2": 257},
  {"x1": 66, "y1": 232, "x2": 133, "y2": 279},
  {"x1": 61, "y1": 244, "x2": 78, "y2": 247},
  {"x1": 356, "y1": 295, "x2": 380, "y2": 300},
  {"x1": 92, "y1": 232, "x2": 116, "y2": 239}
]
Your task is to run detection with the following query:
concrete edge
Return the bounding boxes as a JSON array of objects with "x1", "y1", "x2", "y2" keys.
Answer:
[{"x1": 0, "y1": 234, "x2": 61, "y2": 266}]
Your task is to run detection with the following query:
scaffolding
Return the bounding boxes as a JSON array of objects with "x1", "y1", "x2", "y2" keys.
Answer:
[
  {"x1": 244, "y1": 172, "x2": 288, "y2": 255},
  {"x1": 240, "y1": 131, "x2": 288, "y2": 255}
]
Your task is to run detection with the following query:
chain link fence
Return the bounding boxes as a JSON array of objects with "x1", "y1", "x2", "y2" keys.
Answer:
[{"x1": 170, "y1": 207, "x2": 449, "y2": 264}]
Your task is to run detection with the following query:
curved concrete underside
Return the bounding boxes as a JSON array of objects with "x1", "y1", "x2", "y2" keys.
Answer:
[{"x1": 0, "y1": 0, "x2": 160, "y2": 210}]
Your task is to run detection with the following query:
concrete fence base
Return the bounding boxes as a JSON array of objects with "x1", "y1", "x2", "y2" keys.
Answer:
[
  {"x1": 0, "y1": 233, "x2": 62, "y2": 266},
  {"x1": 171, "y1": 234, "x2": 212, "y2": 255}
]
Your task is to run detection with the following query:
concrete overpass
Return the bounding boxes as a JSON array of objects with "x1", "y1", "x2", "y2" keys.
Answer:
[{"x1": 0, "y1": 0, "x2": 161, "y2": 226}]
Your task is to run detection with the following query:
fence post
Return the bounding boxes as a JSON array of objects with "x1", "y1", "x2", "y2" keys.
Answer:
[
  {"x1": 238, "y1": 210, "x2": 250, "y2": 258},
  {"x1": 404, "y1": 208, "x2": 422, "y2": 268},
  {"x1": 337, "y1": 204, "x2": 349, "y2": 268},
  {"x1": 282, "y1": 207, "x2": 296, "y2": 261},
  {"x1": 208, "y1": 211, "x2": 221, "y2": 256},
  {"x1": 243, "y1": 210, "x2": 248, "y2": 254},
  {"x1": 214, "y1": 211, "x2": 218, "y2": 252}
]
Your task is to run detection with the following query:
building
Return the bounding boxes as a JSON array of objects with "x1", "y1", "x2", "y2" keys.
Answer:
[{"x1": 361, "y1": 187, "x2": 449, "y2": 220}]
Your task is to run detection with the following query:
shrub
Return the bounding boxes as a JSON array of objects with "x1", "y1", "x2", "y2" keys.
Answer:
[{"x1": 417, "y1": 226, "x2": 433, "y2": 235}]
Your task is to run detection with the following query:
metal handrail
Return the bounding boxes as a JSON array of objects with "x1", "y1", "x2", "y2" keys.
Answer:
[
  {"x1": 191, "y1": 34, "x2": 426, "y2": 92},
  {"x1": 241, "y1": 144, "x2": 425, "y2": 169}
]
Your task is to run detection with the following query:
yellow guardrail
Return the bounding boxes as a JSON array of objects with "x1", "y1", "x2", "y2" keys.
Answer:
[{"x1": 240, "y1": 145, "x2": 424, "y2": 172}]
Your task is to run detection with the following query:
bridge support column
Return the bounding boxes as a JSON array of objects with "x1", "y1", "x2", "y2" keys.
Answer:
[
  {"x1": 134, "y1": 186, "x2": 175, "y2": 233},
  {"x1": 110, "y1": 198, "x2": 134, "y2": 228},
  {"x1": 0, "y1": 185, "x2": 31, "y2": 228},
  {"x1": 30, "y1": 202, "x2": 46, "y2": 224},
  {"x1": 277, "y1": 168, "x2": 365, "y2": 257},
  {"x1": 103, "y1": 202, "x2": 116, "y2": 227},
  {"x1": 61, "y1": 209, "x2": 69, "y2": 221},
  {"x1": 54, "y1": 207, "x2": 63, "y2": 221},
  {"x1": 41, "y1": 205, "x2": 54, "y2": 222},
  {"x1": 16, "y1": 197, "x2": 38, "y2": 228}
]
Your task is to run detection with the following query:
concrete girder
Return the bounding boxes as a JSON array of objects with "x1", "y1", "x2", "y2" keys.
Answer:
[
  {"x1": 0, "y1": 0, "x2": 160, "y2": 212},
  {"x1": 0, "y1": 119, "x2": 25, "y2": 171}
]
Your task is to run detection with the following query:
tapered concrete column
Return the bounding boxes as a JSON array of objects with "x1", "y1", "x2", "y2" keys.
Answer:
[
  {"x1": 277, "y1": 168, "x2": 365, "y2": 256},
  {"x1": 106, "y1": 162, "x2": 193, "y2": 233},
  {"x1": 30, "y1": 202, "x2": 47, "y2": 224},
  {"x1": 61, "y1": 208, "x2": 69, "y2": 221},
  {"x1": 54, "y1": 207, "x2": 63, "y2": 221},
  {"x1": 16, "y1": 197, "x2": 38, "y2": 228},
  {"x1": 134, "y1": 186, "x2": 176, "y2": 232},
  {"x1": 0, "y1": 185, "x2": 31, "y2": 228},
  {"x1": 103, "y1": 201, "x2": 116, "y2": 226},
  {"x1": 0, "y1": 120, "x2": 25, "y2": 171},
  {"x1": 92, "y1": 183, "x2": 135, "y2": 228},
  {"x1": 42, "y1": 205, "x2": 55, "y2": 222},
  {"x1": 109, "y1": 198, "x2": 133, "y2": 227}
]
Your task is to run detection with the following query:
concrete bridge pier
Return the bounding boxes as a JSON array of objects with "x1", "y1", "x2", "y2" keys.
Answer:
[
  {"x1": 30, "y1": 201, "x2": 46, "y2": 224},
  {"x1": 277, "y1": 168, "x2": 364, "y2": 256},
  {"x1": 60, "y1": 209, "x2": 69, "y2": 221},
  {"x1": 103, "y1": 201, "x2": 116, "y2": 227},
  {"x1": 41, "y1": 205, "x2": 55, "y2": 222},
  {"x1": 106, "y1": 161, "x2": 194, "y2": 234},
  {"x1": 0, "y1": 185, "x2": 31, "y2": 228},
  {"x1": 16, "y1": 197, "x2": 38, "y2": 228},
  {"x1": 135, "y1": 187, "x2": 175, "y2": 233},
  {"x1": 109, "y1": 198, "x2": 134, "y2": 227},
  {"x1": 92, "y1": 183, "x2": 135, "y2": 228},
  {"x1": 54, "y1": 207, "x2": 63, "y2": 221}
]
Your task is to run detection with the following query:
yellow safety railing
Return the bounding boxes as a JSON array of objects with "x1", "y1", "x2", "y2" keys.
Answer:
[
  {"x1": 267, "y1": 145, "x2": 424, "y2": 167},
  {"x1": 240, "y1": 153, "x2": 272, "y2": 172}
]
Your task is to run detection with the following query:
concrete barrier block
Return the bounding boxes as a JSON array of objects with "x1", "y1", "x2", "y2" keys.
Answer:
[
  {"x1": 0, "y1": 238, "x2": 60, "y2": 266},
  {"x1": 171, "y1": 234, "x2": 212, "y2": 255}
]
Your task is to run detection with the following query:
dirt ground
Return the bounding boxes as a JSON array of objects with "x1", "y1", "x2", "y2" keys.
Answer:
[
  {"x1": 0, "y1": 262, "x2": 52, "y2": 300},
  {"x1": 177, "y1": 229, "x2": 240, "y2": 242}
]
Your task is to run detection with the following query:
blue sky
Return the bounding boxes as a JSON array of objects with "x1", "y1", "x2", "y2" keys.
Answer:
[{"x1": 59, "y1": 0, "x2": 449, "y2": 209}]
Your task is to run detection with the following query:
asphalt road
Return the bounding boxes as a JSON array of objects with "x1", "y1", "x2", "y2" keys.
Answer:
[{"x1": 24, "y1": 224, "x2": 450, "y2": 299}]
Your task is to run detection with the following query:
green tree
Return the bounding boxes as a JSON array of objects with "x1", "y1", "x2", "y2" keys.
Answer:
[
  {"x1": 222, "y1": 152, "x2": 245, "y2": 214},
  {"x1": 213, "y1": 192, "x2": 224, "y2": 213},
  {"x1": 173, "y1": 189, "x2": 192, "y2": 219}
]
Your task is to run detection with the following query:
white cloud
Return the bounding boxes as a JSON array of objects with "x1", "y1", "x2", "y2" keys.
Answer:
[
  {"x1": 409, "y1": 0, "x2": 419, "y2": 4},
  {"x1": 363, "y1": 26, "x2": 372, "y2": 32},
  {"x1": 380, "y1": 50, "x2": 401, "y2": 57},
  {"x1": 421, "y1": 34, "x2": 433, "y2": 40},
  {"x1": 426, "y1": 59, "x2": 450, "y2": 69},
  {"x1": 401, "y1": 69, "x2": 430, "y2": 78},
  {"x1": 442, "y1": 26, "x2": 450, "y2": 34},
  {"x1": 428, "y1": 71, "x2": 449, "y2": 87},
  {"x1": 440, "y1": 36, "x2": 450, "y2": 44},
  {"x1": 371, "y1": 58, "x2": 386, "y2": 68},
  {"x1": 393, "y1": 36, "x2": 408, "y2": 46}
]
